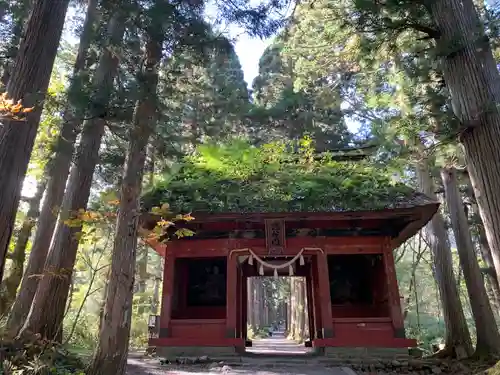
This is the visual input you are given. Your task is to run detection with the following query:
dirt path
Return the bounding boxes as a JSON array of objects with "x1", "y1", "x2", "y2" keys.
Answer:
[
  {"x1": 127, "y1": 333, "x2": 356, "y2": 375},
  {"x1": 246, "y1": 332, "x2": 314, "y2": 355},
  {"x1": 126, "y1": 356, "x2": 357, "y2": 375}
]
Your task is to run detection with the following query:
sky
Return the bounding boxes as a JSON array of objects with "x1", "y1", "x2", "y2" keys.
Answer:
[{"x1": 233, "y1": 35, "x2": 270, "y2": 87}]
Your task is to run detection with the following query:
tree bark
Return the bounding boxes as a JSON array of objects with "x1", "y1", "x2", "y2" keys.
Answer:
[
  {"x1": 18, "y1": 11, "x2": 125, "y2": 341},
  {"x1": 255, "y1": 278, "x2": 261, "y2": 329},
  {"x1": 0, "y1": 176, "x2": 46, "y2": 316},
  {"x1": 426, "y1": 0, "x2": 500, "y2": 294},
  {"x1": 151, "y1": 275, "x2": 161, "y2": 315},
  {"x1": 6, "y1": 0, "x2": 99, "y2": 335},
  {"x1": 136, "y1": 243, "x2": 148, "y2": 308},
  {"x1": 416, "y1": 159, "x2": 472, "y2": 358},
  {"x1": 441, "y1": 167, "x2": 500, "y2": 357},
  {"x1": 466, "y1": 182, "x2": 500, "y2": 310},
  {"x1": 0, "y1": 0, "x2": 34, "y2": 87},
  {"x1": 88, "y1": 26, "x2": 162, "y2": 375},
  {"x1": 0, "y1": 0, "x2": 70, "y2": 282}
]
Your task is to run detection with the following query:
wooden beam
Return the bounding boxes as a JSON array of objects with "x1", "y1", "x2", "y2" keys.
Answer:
[
  {"x1": 392, "y1": 204, "x2": 439, "y2": 247},
  {"x1": 150, "y1": 337, "x2": 244, "y2": 347},
  {"x1": 159, "y1": 250, "x2": 175, "y2": 337},
  {"x1": 311, "y1": 256, "x2": 323, "y2": 338},
  {"x1": 382, "y1": 239, "x2": 406, "y2": 338},
  {"x1": 306, "y1": 271, "x2": 315, "y2": 340},
  {"x1": 313, "y1": 337, "x2": 417, "y2": 348},
  {"x1": 225, "y1": 252, "x2": 238, "y2": 338},
  {"x1": 315, "y1": 252, "x2": 334, "y2": 338},
  {"x1": 166, "y1": 236, "x2": 387, "y2": 258},
  {"x1": 139, "y1": 207, "x2": 427, "y2": 228}
]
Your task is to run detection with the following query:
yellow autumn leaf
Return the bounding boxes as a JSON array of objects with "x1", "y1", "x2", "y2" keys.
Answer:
[
  {"x1": 157, "y1": 219, "x2": 174, "y2": 227},
  {"x1": 174, "y1": 228, "x2": 195, "y2": 238},
  {"x1": 182, "y1": 213, "x2": 195, "y2": 221},
  {"x1": 64, "y1": 218, "x2": 82, "y2": 228},
  {"x1": 73, "y1": 232, "x2": 84, "y2": 241}
]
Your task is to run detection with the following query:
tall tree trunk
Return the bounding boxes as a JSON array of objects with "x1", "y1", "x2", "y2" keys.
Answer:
[
  {"x1": 136, "y1": 141, "x2": 156, "y2": 298},
  {"x1": 0, "y1": 0, "x2": 34, "y2": 87},
  {"x1": 467, "y1": 183, "x2": 500, "y2": 310},
  {"x1": 441, "y1": 167, "x2": 500, "y2": 357},
  {"x1": 426, "y1": 0, "x2": 500, "y2": 292},
  {"x1": 18, "y1": 12, "x2": 125, "y2": 341},
  {"x1": 255, "y1": 278, "x2": 261, "y2": 329},
  {"x1": 0, "y1": 0, "x2": 70, "y2": 282},
  {"x1": 151, "y1": 275, "x2": 161, "y2": 315},
  {"x1": 136, "y1": 244, "x2": 148, "y2": 298},
  {"x1": 6, "y1": 0, "x2": 99, "y2": 335},
  {"x1": 416, "y1": 159, "x2": 472, "y2": 358},
  {"x1": 88, "y1": 26, "x2": 162, "y2": 375},
  {"x1": 0, "y1": 177, "x2": 46, "y2": 315},
  {"x1": 289, "y1": 278, "x2": 296, "y2": 339},
  {"x1": 145, "y1": 134, "x2": 156, "y2": 187}
]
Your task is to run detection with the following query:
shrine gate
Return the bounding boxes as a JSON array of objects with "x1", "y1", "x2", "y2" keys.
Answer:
[{"x1": 140, "y1": 193, "x2": 438, "y2": 358}]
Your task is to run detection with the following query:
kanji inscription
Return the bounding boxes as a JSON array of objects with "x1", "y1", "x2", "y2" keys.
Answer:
[{"x1": 265, "y1": 219, "x2": 285, "y2": 255}]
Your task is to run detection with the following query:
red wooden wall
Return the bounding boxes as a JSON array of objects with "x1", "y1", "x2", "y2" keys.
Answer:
[{"x1": 150, "y1": 235, "x2": 415, "y2": 349}]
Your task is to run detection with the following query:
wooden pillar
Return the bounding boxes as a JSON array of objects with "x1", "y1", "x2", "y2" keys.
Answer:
[
  {"x1": 315, "y1": 253, "x2": 334, "y2": 338},
  {"x1": 311, "y1": 256, "x2": 323, "y2": 338},
  {"x1": 383, "y1": 240, "x2": 405, "y2": 338},
  {"x1": 159, "y1": 249, "x2": 175, "y2": 337},
  {"x1": 236, "y1": 265, "x2": 242, "y2": 338},
  {"x1": 242, "y1": 275, "x2": 248, "y2": 339},
  {"x1": 305, "y1": 273, "x2": 315, "y2": 340},
  {"x1": 226, "y1": 252, "x2": 238, "y2": 338}
]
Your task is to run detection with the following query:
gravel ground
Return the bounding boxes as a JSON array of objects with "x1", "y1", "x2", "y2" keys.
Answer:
[
  {"x1": 126, "y1": 357, "x2": 357, "y2": 375},
  {"x1": 126, "y1": 333, "x2": 355, "y2": 375},
  {"x1": 126, "y1": 333, "x2": 482, "y2": 375}
]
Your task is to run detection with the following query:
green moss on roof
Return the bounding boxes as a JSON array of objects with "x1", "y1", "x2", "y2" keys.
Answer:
[{"x1": 141, "y1": 140, "x2": 434, "y2": 214}]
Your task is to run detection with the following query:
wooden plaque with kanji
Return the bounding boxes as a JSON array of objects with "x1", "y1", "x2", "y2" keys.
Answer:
[{"x1": 265, "y1": 219, "x2": 285, "y2": 255}]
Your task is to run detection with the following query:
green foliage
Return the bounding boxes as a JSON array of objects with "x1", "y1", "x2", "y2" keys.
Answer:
[
  {"x1": 250, "y1": 35, "x2": 353, "y2": 149},
  {"x1": 142, "y1": 139, "x2": 421, "y2": 214},
  {"x1": 0, "y1": 338, "x2": 86, "y2": 375},
  {"x1": 394, "y1": 234, "x2": 481, "y2": 352},
  {"x1": 156, "y1": 35, "x2": 251, "y2": 156}
]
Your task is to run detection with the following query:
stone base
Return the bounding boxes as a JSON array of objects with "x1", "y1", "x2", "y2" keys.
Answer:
[
  {"x1": 323, "y1": 347, "x2": 409, "y2": 360},
  {"x1": 156, "y1": 346, "x2": 242, "y2": 360}
]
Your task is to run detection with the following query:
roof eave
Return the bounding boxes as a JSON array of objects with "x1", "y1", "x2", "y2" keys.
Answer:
[{"x1": 391, "y1": 202, "x2": 440, "y2": 248}]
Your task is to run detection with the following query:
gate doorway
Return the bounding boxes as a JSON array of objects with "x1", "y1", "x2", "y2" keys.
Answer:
[{"x1": 244, "y1": 274, "x2": 315, "y2": 355}]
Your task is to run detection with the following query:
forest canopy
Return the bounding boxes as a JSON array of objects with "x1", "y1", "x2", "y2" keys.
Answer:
[{"x1": 141, "y1": 139, "x2": 434, "y2": 213}]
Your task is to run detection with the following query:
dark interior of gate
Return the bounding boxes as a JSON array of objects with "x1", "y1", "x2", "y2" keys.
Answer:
[{"x1": 141, "y1": 197, "x2": 439, "y2": 357}]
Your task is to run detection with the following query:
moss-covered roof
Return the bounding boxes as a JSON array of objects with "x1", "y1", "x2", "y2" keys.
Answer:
[{"x1": 141, "y1": 140, "x2": 436, "y2": 214}]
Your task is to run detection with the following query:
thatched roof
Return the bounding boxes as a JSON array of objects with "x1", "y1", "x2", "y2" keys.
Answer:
[{"x1": 141, "y1": 141, "x2": 438, "y2": 216}]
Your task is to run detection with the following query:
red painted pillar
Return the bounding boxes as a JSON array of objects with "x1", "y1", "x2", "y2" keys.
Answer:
[
  {"x1": 242, "y1": 275, "x2": 248, "y2": 339},
  {"x1": 236, "y1": 265, "x2": 242, "y2": 338},
  {"x1": 305, "y1": 272, "x2": 315, "y2": 340},
  {"x1": 311, "y1": 256, "x2": 323, "y2": 338},
  {"x1": 226, "y1": 252, "x2": 238, "y2": 338},
  {"x1": 383, "y1": 240, "x2": 405, "y2": 338},
  {"x1": 159, "y1": 249, "x2": 175, "y2": 337},
  {"x1": 316, "y1": 253, "x2": 334, "y2": 338}
]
